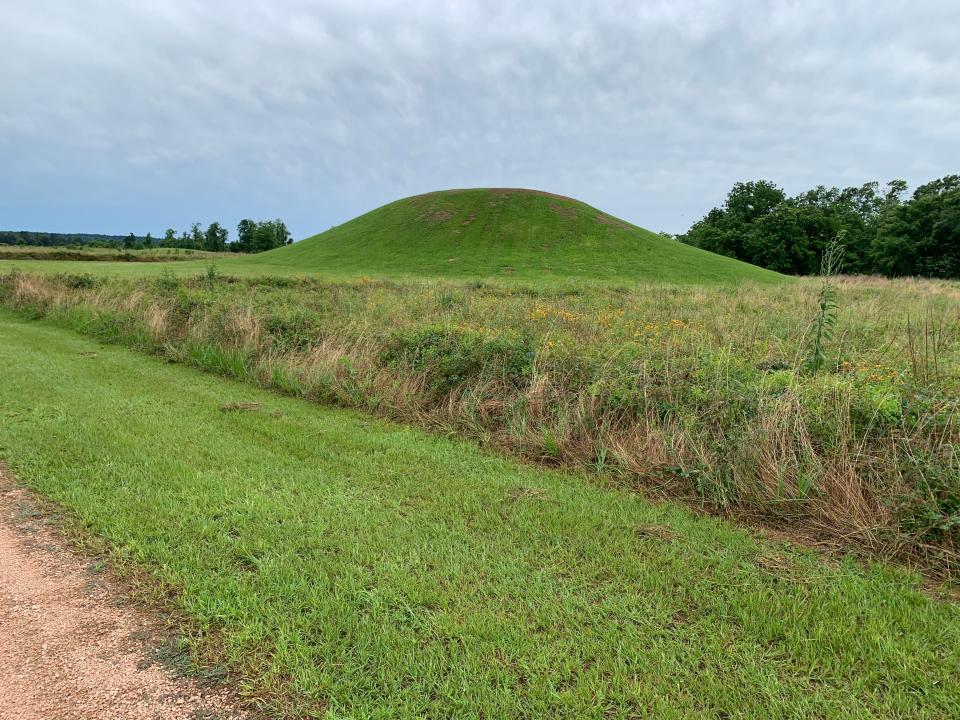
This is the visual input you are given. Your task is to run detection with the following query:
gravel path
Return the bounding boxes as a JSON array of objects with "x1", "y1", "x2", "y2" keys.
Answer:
[{"x1": 0, "y1": 475, "x2": 253, "y2": 720}]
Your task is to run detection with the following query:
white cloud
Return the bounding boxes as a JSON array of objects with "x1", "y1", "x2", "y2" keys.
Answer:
[{"x1": 1, "y1": 0, "x2": 958, "y2": 235}]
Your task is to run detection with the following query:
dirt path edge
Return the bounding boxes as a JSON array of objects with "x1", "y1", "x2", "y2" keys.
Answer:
[{"x1": 0, "y1": 465, "x2": 259, "y2": 720}]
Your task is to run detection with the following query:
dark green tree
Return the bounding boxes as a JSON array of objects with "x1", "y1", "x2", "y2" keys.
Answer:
[
  {"x1": 677, "y1": 176, "x2": 960, "y2": 277},
  {"x1": 872, "y1": 175, "x2": 960, "y2": 277},
  {"x1": 231, "y1": 219, "x2": 292, "y2": 253},
  {"x1": 679, "y1": 181, "x2": 785, "y2": 262},
  {"x1": 204, "y1": 222, "x2": 228, "y2": 252},
  {"x1": 235, "y1": 219, "x2": 257, "y2": 253}
]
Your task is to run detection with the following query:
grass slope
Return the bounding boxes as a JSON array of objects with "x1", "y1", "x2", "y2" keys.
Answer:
[
  {"x1": 250, "y1": 188, "x2": 783, "y2": 284},
  {"x1": 0, "y1": 311, "x2": 957, "y2": 718},
  {"x1": 0, "y1": 190, "x2": 782, "y2": 285}
]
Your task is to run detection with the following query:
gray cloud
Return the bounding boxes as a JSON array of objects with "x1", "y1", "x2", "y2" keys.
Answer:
[{"x1": 2, "y1": 0, "x2": 958, "y2": 236}]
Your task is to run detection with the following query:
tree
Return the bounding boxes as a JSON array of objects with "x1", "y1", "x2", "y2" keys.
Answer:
[
  {"x1": 162, "y1": 228, "x2": 177, "y2": 247},
  {"x1": 872, "y1": 175, "x2": 960, "y2": 278},
  {"x1": 260, "y1": 219, "x2": 292, "y2": 250},
  {"x1": 678, "y1": 181, "x2": 785, "y2": 262},
  {"x1": 677, "y1": 175, "x2": 960, "y2": 278},
  {"x1": 235, "y1": 219, "x2": 257, "y2": 253},
  {"x1": 189, "y1": 223, "x2": 204, "y2": 250},
  {"x1": 123, "y1": 232, "x2": 138, "y2": 249},
  {"x1": 204, "y1": 222, "x2": 228, "y2": 252},
  {"x1": 885, "y1": 179, "x2": 909, "y2": 203},
  {"x1": 787, "y1": 186, "x2": 874, "y2": 274},
  {"x1": 231, "y1": 219, "x2": 292, "y2": 253},
  {"x1": 744, "y1": 204, "x2": 805, "y2": 274},
  {"x1": 725, "y1": 180, "x2": 786, "y2": 224}
]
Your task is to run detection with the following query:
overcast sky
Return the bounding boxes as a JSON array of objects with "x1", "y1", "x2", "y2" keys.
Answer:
[{"x1": 2, "y1": 0, "x2": 958, "y2": 238}]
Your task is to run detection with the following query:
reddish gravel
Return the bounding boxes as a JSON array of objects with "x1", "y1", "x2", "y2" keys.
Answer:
[{"x1": 0, "y1": 474, "x2": 253, "y2": 720}]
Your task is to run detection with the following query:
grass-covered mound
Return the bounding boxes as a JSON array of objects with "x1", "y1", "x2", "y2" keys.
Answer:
[{"x1": 251, "y1": 188, "x2": 783, "y2": 284}]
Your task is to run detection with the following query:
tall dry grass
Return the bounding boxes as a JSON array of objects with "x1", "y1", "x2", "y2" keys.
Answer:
[{"x1": 2, "y1": 269, "x2": 957, "y2": 572}]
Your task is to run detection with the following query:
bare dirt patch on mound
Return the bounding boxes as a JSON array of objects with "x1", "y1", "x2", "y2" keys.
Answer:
[
  {"x1": 595, "y1": 212, "x2": 633, "y2": 229},
  {"x1": 0, "y1": 469, "x2": 253, "y2": 720}
]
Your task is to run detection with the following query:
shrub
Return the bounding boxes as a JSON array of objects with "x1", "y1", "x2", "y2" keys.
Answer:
[
  {"x1": 381, "y1": 325, "x2": 535, "y2": 395},
  {"x1": 58, "y1": 273, "x2": 100, "y2": 290},
  {"x1": 263, "y1": 308, "x2": 321, "y2": 352},
  {"x1": 155, "y1": 268, "x2": 180, "y2": 292},
  {"x1": 895, "y1": 453, "x2": 960, "y2": 543}
]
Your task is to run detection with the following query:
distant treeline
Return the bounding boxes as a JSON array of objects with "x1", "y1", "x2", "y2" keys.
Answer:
[
  {"x1": 677, "y1": 174, "x2": 960, "y2": 278},
  {"x1": 1, "y1": 219, "x2": 293, "y2": 254},
  {"x1": 0, "y1": 231, "x2": 146, "y2": 247}
]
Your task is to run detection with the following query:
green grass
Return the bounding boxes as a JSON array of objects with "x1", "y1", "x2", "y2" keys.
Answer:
[
  {"x1": 254, "y1": 189, "x2": 783, "y2": 284},
  {"x1": 0, "y1": 245, "x2": 228, "y2": 261},
  {"x1": 0, "y1": 311, "x2": 958, "y2": 718},
  {"x1": 0, "y1": 189, "x2": 784, "y2": 285},
  {"x1": 5, "y1": 270, "x2": 957, "y2": 564}
]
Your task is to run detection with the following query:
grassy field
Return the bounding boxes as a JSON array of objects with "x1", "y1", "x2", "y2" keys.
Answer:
[
  {"x1": 0, "y1": 245, "x2": 228, "y2": 263},
  {"x1": 1, "y1": 311, "x2": 958, "y2": 718},
  {"x1": 0, "y1": 190, "x2": 784, "y2": 285},
  {"x1": 2, "y1": 189, "x2": 957, "y2": 714},
  {"x1": 3, "y1": 270, "x2": 957, "y2": 571}
]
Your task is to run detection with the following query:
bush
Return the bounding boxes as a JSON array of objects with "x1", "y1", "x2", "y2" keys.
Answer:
[
  {"x1": 264, "y1": 308, "x2": 321, "y2": 351},
  {"x1": 381, "y1": 325, "x2": 535, "y2": 395},
  {"x1": 895, "y1": 454, "x2": 960, "y2": 543},
  {"x1": 58, "y1": 273, "x2": 100, "y2": 290}
]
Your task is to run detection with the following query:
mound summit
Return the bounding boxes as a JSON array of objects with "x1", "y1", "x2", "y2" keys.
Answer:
[{"x1": 254, "y1": 188, "x2": 782, "y2": 284}]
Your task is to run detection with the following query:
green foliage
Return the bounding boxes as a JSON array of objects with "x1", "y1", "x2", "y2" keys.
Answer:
[
  {"x1": 262, "y1": 307, "x2": 321, "y2": 351},
  {"x1": 804, "y1": 236, "x2": 845, "y2": 373},
  {"x1": 58, "y1": 272, "x2": 101, "y2": 290},
  {"x1": 233, "y1": 218, "x2": 291, "y2": 253},
  {"x1": 872, "y1": 175, "x2": 960, "y2": 278},
  {"x1": 1, "y1": 218, "x2": 290, "y2": 256},
  {"x1": 155, "y1": 267, "x2": 180, "y2": 292},
  {"x1": 895, "y1": 454, "x2": 960, "y2": 542},
  {"x1": 204, "y1": 261, "x2": 220, "y2": 287},
  {"x1": 382, "y1": 325, "x2": 535, "y2": 395},
  {"x1": 203, "y1": 222, "x2": 228, "y2": 252},
  {"x1": 680, "y1": 175, "x2": 960, "y2": 279},
  {"x1": 0, "y1": 230, "x2": 152, "y2": 247}
]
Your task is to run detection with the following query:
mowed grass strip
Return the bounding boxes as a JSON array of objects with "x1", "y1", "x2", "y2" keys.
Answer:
[{"x1": 0, "y1": 312, "x2": 957, "y2": 719}]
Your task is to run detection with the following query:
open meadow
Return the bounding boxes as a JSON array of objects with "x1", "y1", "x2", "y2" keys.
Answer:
[
  {"x1": 1, "y1": 189, "x2": 958, "y2": 718},
  {"x1": 2, "y1": 258, "x2": 957, "y2": 570},
  {"x1": 6, "y1": 3, "x2": 959, "y2": 716},
  {"x1": 2, "y1": 311, "x2": 959, "y2": 719}
]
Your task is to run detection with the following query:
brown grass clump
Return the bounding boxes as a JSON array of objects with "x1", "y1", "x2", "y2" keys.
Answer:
[{"x1": 219, "y1": 402, "x2": 263, "y2": 412}]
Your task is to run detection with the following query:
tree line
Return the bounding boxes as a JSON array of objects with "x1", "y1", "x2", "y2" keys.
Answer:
[
  {"x1": 1, "y1": 219, "x2": 293, "y2": 254},
  {"x1": 0, "y1": 231, "x2": 145, "y2": 247},
  {"x1": 677, "y1": 174, "x2": 960, "y2": 278}
]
